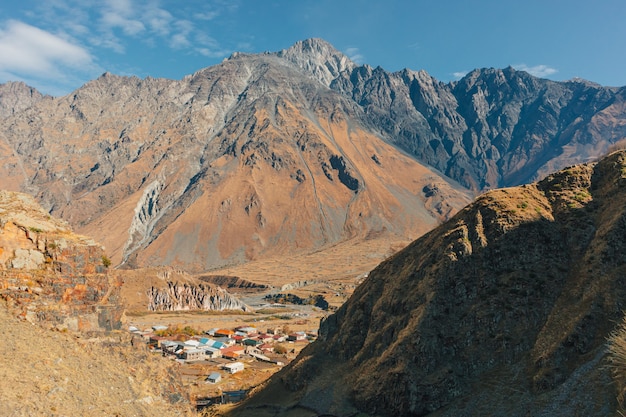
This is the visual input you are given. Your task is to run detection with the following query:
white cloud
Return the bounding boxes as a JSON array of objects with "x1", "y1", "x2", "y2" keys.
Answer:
[
  {"x1": 345, "y1": 47, "x2": 364, "y2": 64},
  {"x1": 0, "y1": 20, "x2": 99, "y2": 95},
  {"x1": 0, "y1": 20, "x2": 94, "y2": 78},
  {"x1": 453, "y1": 71, "x2": 468, "y2": 80},
  {"x1": 513, "y1": 64, "x2": 558, "y2": 78},
  {"x1": 145, "y1": 7, "x2": 174, "y2": 37},
  {"x1": 194, "y1": 32, "x2": 230, "y2": 58},
  {"x1": 195, "y1": 11, "x2": 220, "y2": 21}
]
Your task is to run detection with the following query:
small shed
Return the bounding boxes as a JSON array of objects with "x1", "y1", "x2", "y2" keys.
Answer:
[
  {"x1": 223, "y1": 362, "x2": 244, "y2": 374},
  {"x1": 243, "y1": 339, "x2": 259, "y2": 346},
  {"x1": 206, "y1": 372, "x2": 221, "y2": 384}
]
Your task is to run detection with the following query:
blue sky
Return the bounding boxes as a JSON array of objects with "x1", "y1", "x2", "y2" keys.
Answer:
[{"x1": 1, "y1": 0, "x2": 625, "y2": 96}]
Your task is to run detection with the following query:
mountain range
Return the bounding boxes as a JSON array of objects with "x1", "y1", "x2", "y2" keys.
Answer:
[{"x1": 1, "y1": 38, "x2": 625, "y2": 272}]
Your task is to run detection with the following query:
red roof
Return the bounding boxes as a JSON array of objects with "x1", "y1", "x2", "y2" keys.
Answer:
[
  {"x1": 214, "y1": 329, "x2": 235, "y2": 336},
  {"x1": 221, "y1": 345, "x2": 245, "y2": 354},
  {"x1": 222, "y1": 351, "x2": 240, "y2": 359}
]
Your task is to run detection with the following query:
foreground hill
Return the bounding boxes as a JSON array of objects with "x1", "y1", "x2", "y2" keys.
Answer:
[
  {"x1": 0, "y1": 301, "x2": 192, "y2": 416},
  {"x1": 1, "y1": 39, "x2": 625, "y2": 272},
  {"x1": 0, "y1": 190, "x2": 193, "y2": 415},
  {"x1": 228, "y1": 150, "x2": 626, "y2": 416}
]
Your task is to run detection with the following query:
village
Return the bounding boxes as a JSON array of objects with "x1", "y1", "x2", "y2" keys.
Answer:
[{"x1": 128, "y1": 318, "x2": 317, "y2": 409}]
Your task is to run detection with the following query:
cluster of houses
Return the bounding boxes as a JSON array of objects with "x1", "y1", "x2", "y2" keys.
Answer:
[
  {"x1": 129, "y1": 323, "x2": 316, "y2": 407},
  {"x1": 130, "y1": 324, "x2": 315, "y2": 376}
]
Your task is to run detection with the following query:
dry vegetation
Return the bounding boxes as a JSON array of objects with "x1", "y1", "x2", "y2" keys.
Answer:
[
  {"x1": 608, "y1": 315, "x2": 626, "y2": 413},
  {"x1": 0, "y1": 300, "x2": 194, "y2": 417}
]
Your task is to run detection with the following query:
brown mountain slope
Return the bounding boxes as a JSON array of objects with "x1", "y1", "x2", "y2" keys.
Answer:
[
  {"x1": 227, "y1": 150, "x2": 626, "y2": 416},
  {"x1": 0, "y1": 51, "x2": 470, "y2": 271},
  {"x1": 3, "y1": 38, "x2": 625, "y2": 275}
]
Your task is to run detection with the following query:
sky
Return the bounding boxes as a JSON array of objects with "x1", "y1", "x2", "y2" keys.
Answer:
[{"x1": 1, "y1": 0, "x2": 625, "y2": 96}]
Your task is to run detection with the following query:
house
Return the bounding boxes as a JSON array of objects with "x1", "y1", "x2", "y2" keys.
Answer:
[
  {"x1": 181, "y1": 348, "x2": 205, "y2": 362},
  {"x1": 214, "y1": 329, "x2": 235, "y2": 338},
  {"x1": 206, "y1": 372, "x2": 221, "y2": 384},
  {"x1": 258, "y1": 343, "x2": 274, "y2": 353},
  {"x1": 222, "y1": 390, "x2": 247, "y2": 403},
  {"x1": 243, "y1": 339, "x2": 259, "y2": 346},
  {"x1": 210, "y1": 340, "x2": 226, "y2": 349},
  {"x1": 204, "y1": 347, "x2": 222, "y2": 359},
  {"x1": 148, "y1": 335, "x2": 167, "y2": 348},
  {"x1": 222, "y1": 351, "x2": 240, "y2": 361},
  {"x1": 266, "y1": 325, "x2": 283, "y2": 335},
  {"x1": 184, "y1": 339, "x2": 201, "y2": 348},
  {"x1": 223, "y1": 362, "x2": 244, "y2": 374},
  {"x1": 287, "y1": 332, "x2": 307, "y2": 342},
  {"x1": 161, "y1": 340, "x2": 182, "y2": 354},
  {"x1": 205, "y1": 328, "x2": 219, "y2": 336},
  {"x1": 272, "y1": 334, "x2": 287, "y2": 343},
  {"x1": 236, "y1": 326, "x2": 257, "y2": 335},
  {"x1": 221, "y1": 345, "x2": 245, "y2": 356},
  {"x1": 257, "y1": 333, "x2": 274, "y2": 342},
  {"x1": 214, "y1": 336, "x2": 235, "y2": 346}
]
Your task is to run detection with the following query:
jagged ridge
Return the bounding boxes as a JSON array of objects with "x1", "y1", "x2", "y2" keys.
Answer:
[{"x1": 1, "y1": 38, "x2": 625, "y2": 274}]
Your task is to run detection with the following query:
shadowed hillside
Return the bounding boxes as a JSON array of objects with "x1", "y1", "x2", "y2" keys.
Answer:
[{"x1": 226, "y1": 150, "x2": 626, "y2": 416}]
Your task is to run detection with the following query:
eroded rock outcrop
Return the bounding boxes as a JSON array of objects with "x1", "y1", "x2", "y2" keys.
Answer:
[
  {"x1": 147, "y1": 281, "x2": 250, "y2": 312},
  {"x1": 0, "y1": 190, "x2": 122, "y2": 331}
]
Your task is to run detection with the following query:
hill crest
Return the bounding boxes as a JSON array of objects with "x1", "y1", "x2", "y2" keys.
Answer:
[{"x1": 232, "y1": 150, "x2": 626, "y2": 416}]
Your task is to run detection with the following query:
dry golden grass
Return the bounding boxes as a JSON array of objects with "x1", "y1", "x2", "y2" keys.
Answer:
[{"x1": 608, "y1": 316, "x2": 626, "y2": 412}]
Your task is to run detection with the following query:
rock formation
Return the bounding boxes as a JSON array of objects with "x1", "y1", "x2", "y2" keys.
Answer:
[
  {"x1": 0, "y1": 190, "x2": 122, "y2": 331},
  {"x1": 147, "y1": 281, "x2": 250, "y2": 312},
  {"x1": 231, "y1": 150, "x2": 626, "y2": 416}
]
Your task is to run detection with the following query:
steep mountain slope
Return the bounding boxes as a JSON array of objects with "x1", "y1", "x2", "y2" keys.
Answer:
[
  {"x1": 1, "y1": 38, "x2": 625, "y2": 273},
  {"x1": 329, "y1": 62, "x2": 626, "y2": 190},
  {"x1": 231, "y1": 150, "x2": 626, "y2": 416},
  {"x1": 0, "y1": 81, "x2": 48, "y2": 118},
  {"x1": 0, "y1": 41, "x2": 470, "y2": 271}
]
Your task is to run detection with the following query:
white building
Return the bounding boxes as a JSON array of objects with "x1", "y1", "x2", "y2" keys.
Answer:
[{"x1": 223, "y1": 362, "x2": 244, "y2": 374}]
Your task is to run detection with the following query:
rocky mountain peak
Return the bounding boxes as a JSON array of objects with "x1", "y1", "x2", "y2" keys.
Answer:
[
  {"x1": 0, "y1": 81, "x2": 47, "y2": 118},
  {"x1": 277, "y1": 38, "x2": 356, "y2": 86}
]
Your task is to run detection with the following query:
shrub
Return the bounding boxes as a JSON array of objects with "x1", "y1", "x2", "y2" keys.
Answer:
[
  {"x1": 274, "y1": 344, "x2": 288, "y2": 354},
  {"x1": 101, "y1": 255, "x2": 112, "y2": 268}
]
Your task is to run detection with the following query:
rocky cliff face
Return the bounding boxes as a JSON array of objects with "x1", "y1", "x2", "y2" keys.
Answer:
[
  {"x1": 0, "y1": 190, "x2": 122, "y2": 331},
  {"x1": 0, "y1": 38, "x2": 625, "y2": 273},
  {"x1": 234, "y1": 150, "x2": 626, "y2": 416},
  {"x1": 147, "y1": 281, "x2": 250, "y2": 312},
  {"x1": 0, "y1": 81, "x2": 48, "y2": 118},
  {"x1": 330, "y1": 65, "x2": 626, "y2": 191}
]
